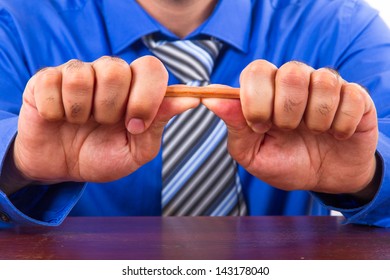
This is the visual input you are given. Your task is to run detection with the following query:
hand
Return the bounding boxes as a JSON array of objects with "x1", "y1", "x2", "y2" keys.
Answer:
[
  {"x1": 203, "y1": 60, "x2": 379, "y2": 195},
  {"x1": 11, "y1": 56, "x2": 199, "y2": 188}
]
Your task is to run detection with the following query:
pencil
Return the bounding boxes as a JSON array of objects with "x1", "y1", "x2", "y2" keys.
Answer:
[{"x1": 165, "y1": 85, "x2": 240, "y2": 99}]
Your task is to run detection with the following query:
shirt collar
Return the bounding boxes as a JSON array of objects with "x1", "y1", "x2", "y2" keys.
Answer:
[{"x1": 103, "y1": 0, "x2": 252, "y2": 53}]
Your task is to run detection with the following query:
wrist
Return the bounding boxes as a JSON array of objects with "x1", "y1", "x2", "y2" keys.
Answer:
[
  {"x1": 0, "y1": 142, "x2": 34, "y2": 196},
  {"x1": 349, "y1": 152, "x2": 382, "y2": 205}
]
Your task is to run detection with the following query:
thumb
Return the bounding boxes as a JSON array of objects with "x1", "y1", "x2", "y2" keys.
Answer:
[
  {"x1": 202, "y1": 95, "x2": 263, "y2": 165},
  {"x1": 152, "y1": 96, "x2": 201, "y2": 131}
]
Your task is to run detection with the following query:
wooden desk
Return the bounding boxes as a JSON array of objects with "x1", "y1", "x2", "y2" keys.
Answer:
[{"x1": 0, "y1": 216, "x2": 389, "y2": 260}]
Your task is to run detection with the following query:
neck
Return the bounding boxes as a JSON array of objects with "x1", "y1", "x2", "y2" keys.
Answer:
[{"x1": 136, "y1": 0, "x2": 218, "y2": 38}]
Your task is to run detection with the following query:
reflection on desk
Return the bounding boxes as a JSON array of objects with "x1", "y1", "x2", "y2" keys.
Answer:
[{"x1": 0, "y1": 216, "x2": 389, "y2": 260}]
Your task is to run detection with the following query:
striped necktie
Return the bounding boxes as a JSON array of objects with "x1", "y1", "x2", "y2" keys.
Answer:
[{"x1": 143, "y1": 34, "x2": 247, "y2": 216}]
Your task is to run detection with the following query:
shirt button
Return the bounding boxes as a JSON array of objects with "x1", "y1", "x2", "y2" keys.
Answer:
[{"x1": 0, "y1": 212, "x2": 10, "y2": 223}]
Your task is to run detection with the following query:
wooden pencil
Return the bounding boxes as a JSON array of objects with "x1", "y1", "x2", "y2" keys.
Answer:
[{"x1": 165, "y1": 85, "x2": 240, "y2": 99}]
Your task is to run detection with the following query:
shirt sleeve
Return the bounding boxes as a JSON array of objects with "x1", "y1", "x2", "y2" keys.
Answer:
[
  {"x1": 312, "y1": 2, "x2": 390, "y2": 227},
  {"x1": 0, "y1": 113, "x2": 86, "y2": 228},
  {"x1": 0, "y1": 8, "x2": 84, "y2": 227}
]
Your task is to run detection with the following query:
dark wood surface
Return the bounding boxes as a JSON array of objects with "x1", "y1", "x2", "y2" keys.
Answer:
[{"x1": 0, "y1": 216, "x2": 389, "y2": 260}]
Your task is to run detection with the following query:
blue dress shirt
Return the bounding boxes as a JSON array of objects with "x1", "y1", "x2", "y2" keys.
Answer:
[{"x1": 1, "y1": 0, "x2": 390, "y2": 227}]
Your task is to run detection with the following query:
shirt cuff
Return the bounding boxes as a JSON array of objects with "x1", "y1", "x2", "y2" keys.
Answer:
[{"x1": 0, "y1": 182, "x2": 85, "y2": 227}]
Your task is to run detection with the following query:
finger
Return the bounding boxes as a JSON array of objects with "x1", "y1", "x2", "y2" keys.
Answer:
[
  {"x1": 202, "y1": 85, "x2": 248, "y2": 131},
  {"x1": 331, "y1": 83, "x2": 366, "y2": 140},
  {"x1": 305, "y1": 68, "x2": 342, "y2": 133},
  {"x1": 137, "y1": 96, "x2": 201, "y2": 156},
  {"x1": 155, "y1": 96, "x2": 201, "y2": 125},
  {"x1": 240, "y1": 59, "x2": 277, "y2": 133},
  {"x1": 274, "y1": 61, "x2": 313, "y2": 129},
  {"x1": 126, "y1": 56, "x2": 168, "y2": 134},
  {"x1": 92, "y1": 56, "x2": 131, "y2": 124},
  {"x1": 34, "y1": 67, "x2": 64, "y2": 121},
  {"x1": 202, "y1": 94, "x2": 259, "y2": 166},
  {"x1": 61, "y1": 59, "x2": 95, "y2": 124}
]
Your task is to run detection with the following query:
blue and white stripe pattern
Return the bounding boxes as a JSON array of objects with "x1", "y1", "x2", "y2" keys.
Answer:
[{"x1": 143, "y1": 34, "x2": 247, "y2": 216}]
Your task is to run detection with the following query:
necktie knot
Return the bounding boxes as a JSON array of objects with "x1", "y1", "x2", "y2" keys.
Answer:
[{"x1": 142, "y1": 34, "x2": 223, "y2": 85}]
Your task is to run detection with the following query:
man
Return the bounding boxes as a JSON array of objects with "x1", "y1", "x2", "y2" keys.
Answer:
[{"x1": 0, "y1": 0, "x2": 389, "y2": 226}]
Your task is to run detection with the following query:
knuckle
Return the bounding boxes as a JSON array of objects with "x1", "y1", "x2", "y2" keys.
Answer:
[
  {"x1": 36, "y1": 67, "x2": 61, "y2": 86},
  {"x1": 39, "y1": 107, "x2": 63, "y2": 121},
  {"x1": 274, "y1": 117, "x2": 299, "y2": 130},
  {"x1": 311, "y1": 69, "x2": 340, "y2": 91},
  {"x1": 332, "y1": 123, "x2": 354, "y2": 139},
  {"x1": 93, "y1": 57, "x2": 131, "y2": 117},
  {"x1": 278, "y1": 70, "x2": 307, "y2": 89},
  {"x1": 275, "y1": 122, "x2": 298, "y2": 130},
  {"x1": 64, "y1": 102, "x2": 89, "y2": 124},
  {"x1": 94, "y1": 99, "x2": 125, "y2": 125},
  {"x1": 131, "y1": 55, "x2": 168, "y2": 79},
  {"x1": 94, "y1": 114, "x2": 119, "y2": 125},
  {"x1": 70, "y1": 103, "x2": 83, "y2": 119},
  {"x1": 343, "y1": 83, "x2": 365, "y2": 101},
  {"x1": 316, "y1": 101, "x2": 336, "y2": 116},
  {"x1": 135, "y1": 55, "x2": 160, "y2": 68},
  {"x1": 96, "y1": 92, "x2": 126, "y2": 121},
  {"x1": 241, "y1": 59, "x2": 276, "y2": 80},
  {"x1": 283, "y1": 96, "x2": 305, "y2": 113},
  {"x1": 99, "y1": 66, "x2": 129, "y2": 87},
  {"x1": 98, "y1": 55, "x2": 127, "y2": 64},
  {"x1": 98, "y1": 96, "x2": 118, "y2": 110},
  {"x1": 95, "y1": 56, "x2": 130, "y2": 83},
  {"x1": 64, "y1": 76, "x2": 93, "y2": 94},
  {"x1": 63, "y1": 68, "x2": 93, "y2": 94},
  {"x1": 306, "y1": 121, "x2": 330, "y2": 133},
  {"x1": 65, "y1": 59, "x2": 85, "y2": 72},
  {"x1": 278, "y1": 61, "x2": 311, "y2": 89},
  {"x1": 245, "y1": 108, "x2": 270, "y2": 123}
]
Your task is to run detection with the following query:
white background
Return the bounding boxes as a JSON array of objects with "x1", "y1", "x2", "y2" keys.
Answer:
[
  {"x1": 2, "y1": 260, "x2": 389, "y2": 280},
  {"x1": 365, "y1": 0, "x2": 390, "y2": 26}
]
